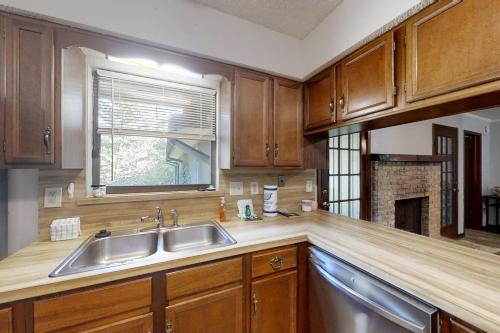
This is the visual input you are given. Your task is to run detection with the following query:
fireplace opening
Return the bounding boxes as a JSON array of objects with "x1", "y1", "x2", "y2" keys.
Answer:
[{"x1": 395, "y1": 197, "x2": 429, "y2": 235}]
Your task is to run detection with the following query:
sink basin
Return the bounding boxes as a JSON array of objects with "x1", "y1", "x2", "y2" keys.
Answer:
[
  {"x1": 163, "y1": 223, "x2": 236, "y2": 252},
  {"x1": 50, "y1": 230, "x2": 158, "y2": 277},
  {"x1": 50, "y1": 221, "x2": 236, "y2": 277}
]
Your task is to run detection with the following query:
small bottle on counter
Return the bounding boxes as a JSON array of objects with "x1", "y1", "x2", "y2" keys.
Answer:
[{"x1": 219, "y1": 197, "x2": 227, "y2": 222}]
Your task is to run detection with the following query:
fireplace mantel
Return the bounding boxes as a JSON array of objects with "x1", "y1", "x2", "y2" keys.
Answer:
[{"x1": 371, "y1": 154, "x2": 448, "y2": 162}]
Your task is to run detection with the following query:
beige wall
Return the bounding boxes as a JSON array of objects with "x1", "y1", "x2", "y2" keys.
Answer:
[{"x1": 37, "y1": 169, "x2": 316, "y2": 241}]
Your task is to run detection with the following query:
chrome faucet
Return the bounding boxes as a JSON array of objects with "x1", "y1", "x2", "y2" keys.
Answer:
[
  {"x1": 170, "y1": 209, "x2": 179, "y2": 227},
  {"x1": 140, "y1": 207, "x2": 165, "y2": 229}
]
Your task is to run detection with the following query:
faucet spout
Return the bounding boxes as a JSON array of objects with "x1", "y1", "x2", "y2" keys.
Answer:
[{"x1": 170, "y1": 209, "x2": 179, "y2": 227}]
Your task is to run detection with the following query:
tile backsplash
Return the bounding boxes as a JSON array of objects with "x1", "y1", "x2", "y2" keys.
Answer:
[{"x1": 38, "y1": 169, "x2": 316, "y2": 241}]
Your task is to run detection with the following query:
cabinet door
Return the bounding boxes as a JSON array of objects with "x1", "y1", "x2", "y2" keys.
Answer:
[
  {"x1": 81, "y1": 313, "x2": 153, "y2": 333},
  {"x1": 0, "y1": 308, "x2": 12, "y2": 333},
  {"x1": 165, "y1": 286, "x2": 243, "y2": 333},
  {"x1": 3, "y1": 16, "x2": 54, "y2": 165},
  {"x1": 273, "y1": 79, "x2": 303, "y2": 167},
  {"x1": 251, "y1": 271, "x2": 297, "y2": 333},
  {"x1": 406, "y1": 0, "x2": 500, "y2": 102},
  {"x1": 340, "y1": 33, "x2": 395, "y2": 120},
  {"x1": 233, "y1": 70, "x2": 272, "y2": 167},
  {"x1": 440, "y1": 311, "x2": 483, "y2": 333},
  {"x1": 304, "y1": 68, "x2": 335, "y2": 130}
]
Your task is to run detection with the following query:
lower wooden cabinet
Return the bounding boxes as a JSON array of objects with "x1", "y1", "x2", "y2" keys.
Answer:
[
  {"x1": 251, "y1": 271, "x2": 297, "y2": 333},
  {"x1": 0, "y1": 308, "x2": 12, "y2": 333},
  {"x1": 440, "y1": 311, "x2": 483, "y2": 333},
  {"x1": 165, "y1": 286, "x2": 243, "y2": 333},
  {"x1": 81, "y1": 313, "x2": 153, "y2": 333}
]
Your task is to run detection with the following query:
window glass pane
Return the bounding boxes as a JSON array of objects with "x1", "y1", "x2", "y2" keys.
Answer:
[
  {"x1": 350, "y1": 151, "x2": 360, "y2": 174},
  {"x1": 437, "y1": 136, "x2": 442, "y2": 154},
  {"x1": 333, "y1": 176, "x2": 339, "y2": 201},
  {"x1": 350, "y1": 133, "x2": 360, "y2": 149},
  {"x1": 447, "y1": 137, "x2": 453, "y2": 155},
  {"x1": 329, "y1": 149, "x2": 334, "y2": 174},
  {"x1": 329, "y1": 137, "x2": 333, "y2": 148},
  {"x1": 333, "y1": 149, "x2": 339, "y2": 174},
  {"x1": 340, "y1": 176, "x2": 349, "y2": 200},
  {"x1": 340, "y1": 150, "x2": 349, "y2": 174},
  {"x1": 350, "y1": 176, "x2": 360, "y2": 199},
  {"x1": 333, "y1": 136, "x2": 339, "y2": 148},
  {"x1": 350, "y1": 200, "x2": 360, "y2": 219},
  {"x1": 329, "y1": 203, "x2": 334, "y2": 213},
  {"x1": 340, "y1": 135, "x2": 349, "y2": 149},
  {"x1": 340, "y1": 202, "x2": 349, "y2": 216},
  {"x1": 333, "y1": 203, "x2": 339, "y2": 214},
  {"x1": 329, "y1": 177, "x2": 334, "y2": 201}
]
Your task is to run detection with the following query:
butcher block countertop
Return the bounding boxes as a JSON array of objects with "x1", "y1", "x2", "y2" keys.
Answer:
[{"x1": 1, "y1": 211, "x2": 500, "y2": 332}]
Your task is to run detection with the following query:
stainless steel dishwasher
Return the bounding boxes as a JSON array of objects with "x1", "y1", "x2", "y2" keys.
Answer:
[{"x1": 309, "y1": 246, "x2": 438, "y2": 333}]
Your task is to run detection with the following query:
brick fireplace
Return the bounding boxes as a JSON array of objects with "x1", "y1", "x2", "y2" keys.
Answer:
[{"x1": 371, "y1": 155, "x2": 441, "y2": 238}]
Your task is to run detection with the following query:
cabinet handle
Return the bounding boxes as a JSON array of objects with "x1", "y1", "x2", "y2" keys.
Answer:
[
  {"x1": 166, "y1": 320, "x2": 173, "y2": 333},
  {"x1": 252, "y1": 293, "x2": 259, "y2": 316},
  {"x1": 269, "y1": 256, "x2": 284, "y2": 270},
  {"x1": 274, "y1": 144, "x2": 279, "y2": 158},
  {"x1": 43, "y1": 127, "x2": 52, "y2": 155},
  {"x1": 339, "y1": 95, "x2": 345, "y2": 109},
  {"x1": 329, "y1": 100, "x2": 334, "y2": 111},
  {"x1": 265, "y1": 143, "x2": 270, "y2": 159}
]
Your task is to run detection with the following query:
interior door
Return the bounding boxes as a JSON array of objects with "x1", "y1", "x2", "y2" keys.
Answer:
[
  {"x1": 464, "y1": 132, "x2": 483, "y2": 230},
  {"x1": 273, "y1": 79, "x2": 303, "y2": 167},
  {"x1": 233, "y1": 70, "x2": 272, "y2": 167},
  {"x1": 4, "y1": 16, "x2": 54, "y2": 165},
  {"x1": 433, "y1": 124, "x2": 459, "y2": 238},
  {"x1": 339, "y1": 33, "x2": 395, "y2": 120}
]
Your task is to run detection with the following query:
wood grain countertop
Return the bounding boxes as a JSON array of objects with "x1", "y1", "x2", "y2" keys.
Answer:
[{"x1": 1, "y1": 211, "x2": 500, "y2": 331}]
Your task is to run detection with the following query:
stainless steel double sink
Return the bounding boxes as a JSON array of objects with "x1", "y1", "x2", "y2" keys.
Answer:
[{"x1": 50, "y1": 221, "x2": 236, "y2": 277}]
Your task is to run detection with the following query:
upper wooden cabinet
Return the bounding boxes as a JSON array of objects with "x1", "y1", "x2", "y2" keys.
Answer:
[
  {"x1": 0, "y1": 308, "x2": 12, "y2": 333},
  {"x1": 304, "y1": 67, "x2": 335, "y2": 130},
  {"x1": 339, "y1": 33, "x2": 395, "y2": 120},
  {"x1": 233, "y1": 70, "x2": 273, "y2": 167},
  {"x1": 273, "y1": 79, "x2": 303, "y2": 167},
  {"x1": 406, "y1": 0, "x2": 500, "y2": 102},
  {"x1": 2, "y1": 16, "x2": 54, "y2": 165}
]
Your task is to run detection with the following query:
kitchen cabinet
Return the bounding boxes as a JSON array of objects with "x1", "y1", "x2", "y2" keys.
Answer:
[
  {"x1": 304, "y1": 67, "x2": 336, "y2": 130},
  {"x1": 0, "y1": 308, "x2": 12, "y2": 333},
  {"x1": 165, "y1": 286, "x2": 243, "y2": 333},
  {"x1": 233, "y1": 70, "x2": 273, "y2": 167},
  {"x1": 251, "y1": 271, "x2": 297, "y2": 333},
  {"x1": 273, "y1": 79, "x2": 303, "y2": 167},
  {"x1": 82, "y1": 314, "x2": 153, "y2": 333},
  {"x1": 33, "y1": 278, "x2": 152, "y2": 332},
  {"x1": 2, "y1": 16, "x2": 55, "y2": 165},
  {"x1": 233, "y1": 70, "x2": 303, "y2": 168},
  {"x1": 440, "y1": 311, "x2": 484, "y2": 333},
  {"x1": 339, "y1": 33, "x2": 395, "y2": 120},
  {"x1": 251, "y1": 246, "x2": 297, "y2": 278},
  {"x1": 406, "y1": 0, "x2": 500, "y2": 102}
]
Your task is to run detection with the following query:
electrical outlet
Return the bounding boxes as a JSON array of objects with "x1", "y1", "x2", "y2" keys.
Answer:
[
  {"x1": 229, "y1": 181, "x2": 244, "y2": 196},
  {"x1": 251, "y1": 182, "x2": 259, "y2": 195},
  {"x1": 306, "y1": 180, "x2": 313, "y2": 193},
  {"x1": 278, "y1": 175, "x2": 285, "y2": 187}
]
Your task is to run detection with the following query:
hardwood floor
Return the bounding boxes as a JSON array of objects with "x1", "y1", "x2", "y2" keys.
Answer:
[{"x1": 441, "y1": 229, "x2": 500, "y2": 255}]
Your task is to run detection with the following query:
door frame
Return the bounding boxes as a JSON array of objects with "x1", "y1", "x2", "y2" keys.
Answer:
[
  {"x1": 432, "y1": 124, "x2": 459, "y2": 238},
  {"x1": 463, "y1": 130, "x2": 483, "y2": 231}
]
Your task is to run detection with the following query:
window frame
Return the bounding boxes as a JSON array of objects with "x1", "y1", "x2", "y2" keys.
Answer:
[{"x1": 84, "y1": 53, "x2": 221, "y2": 196}]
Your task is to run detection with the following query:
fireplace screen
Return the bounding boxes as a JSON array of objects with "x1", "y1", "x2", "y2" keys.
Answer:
[{"x1": 328, "y1": 132, "x2": 361, "y2": 219}]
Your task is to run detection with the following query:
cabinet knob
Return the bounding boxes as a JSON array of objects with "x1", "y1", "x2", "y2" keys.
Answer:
[
  {"x1": 166, "y1": 320, "x2": 173, "y2": 333},
  {"x1": 252, "y1": 293, "x2": 259, "y2": 316},
  {"x1": 329, "y1": 100, "x2": 334, "y2": 111},
  {"x1": 269, "y1": 256, "x2": 284, "y2": 270},
  {"x1": 339, "y1": 95, "x2": 345, "y2": 109},
  {"x1": 43, "y1": 127, "x2": 52, "y2": 155},
  {"x1": 274, "y1": 144, "x2": 279, "y2": 158},
  {"x1": 265, "y1": 143, "x2": 270, "y2": 159}
]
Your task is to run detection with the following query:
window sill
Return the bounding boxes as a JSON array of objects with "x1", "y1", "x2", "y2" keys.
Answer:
[{"x1": 76, "y1": 190, "x2": 223, "y2": 206}]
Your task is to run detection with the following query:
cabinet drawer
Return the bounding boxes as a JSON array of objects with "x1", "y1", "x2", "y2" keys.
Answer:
[
  {"x1": 81, "y1": 313, "x2": 153, "y2": 333},
  {"x1": 166, "y1": 257, "x2": 243, "y2": 300},
  {"x1": 34, "y1": 278, "x2": 152, "y2": 333},
  {"x1": 252, "y1": 246, "x2": 297, "y2": 278},
  {"x1": 0, "y1": 308, "x2": 12, "y2": 333}
]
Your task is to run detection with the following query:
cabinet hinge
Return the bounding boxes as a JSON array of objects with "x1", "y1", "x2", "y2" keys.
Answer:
[{"x1": 392, "y1": 86, "x2": 398, "y2": 96}]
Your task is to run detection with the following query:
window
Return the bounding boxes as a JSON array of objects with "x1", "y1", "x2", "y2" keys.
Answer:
[
  {"x1": 328, "y1": 133, "x2": 361, "y2": 218},
  {"x1": 92, "y1": 70, "x2": 216, "y2": 193}
]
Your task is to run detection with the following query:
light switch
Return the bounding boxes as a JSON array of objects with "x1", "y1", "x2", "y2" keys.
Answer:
[
  {"x1": 229, "y1": 181, "x2": 244, "y2": 196},
  {"x1": 251, "y1": 182, "x2": 259, "y2": 195},
  {"x1": 306, "y1": 180, "x2": 313, "y2": 193}
]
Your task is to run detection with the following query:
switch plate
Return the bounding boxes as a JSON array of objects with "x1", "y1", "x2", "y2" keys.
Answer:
[
  {"x1": 278, "y1": 175, "x2": 285, "y2": 187},
  {"x1": 229, "y1": 181, "x2": 244, "y2": 196},
  {"x1": 44, "y1": 187, "x2": 63, "y2": 208},
  {"x1": 250, "y1": 182, "x2": 259, "y2": 195},
  {"x1": 306, "y1": 180, "x2": 313, "y2": 193}
]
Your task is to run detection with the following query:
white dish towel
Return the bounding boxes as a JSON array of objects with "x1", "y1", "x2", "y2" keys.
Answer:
[{"x1": 50, "y1": 217, "x2": 81, "y2": 241}]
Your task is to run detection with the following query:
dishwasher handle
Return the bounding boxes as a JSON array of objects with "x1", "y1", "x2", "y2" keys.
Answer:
[{"x1": 310, "y1": 257, "x2": 426, "y2": 333}]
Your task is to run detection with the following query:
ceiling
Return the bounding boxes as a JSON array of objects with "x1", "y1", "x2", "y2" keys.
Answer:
[
  {"x1": 191, "y1": 0, "x2": 343, "y2": 39},
  {"x1": 471, "y1": 108, "x2": 500, "y2": 122}
]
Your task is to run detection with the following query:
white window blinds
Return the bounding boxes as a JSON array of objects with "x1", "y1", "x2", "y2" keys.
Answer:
[{"x1": 94, "y1": 69, "x2": 217, "y2": 141}]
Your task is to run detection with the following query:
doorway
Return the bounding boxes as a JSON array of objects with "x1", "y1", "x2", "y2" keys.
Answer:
[
  {"x1": 433, "y1": 124, "x2": 459, "y2": 238},
  {"x1": 464, "y1": 131, "x2": 483, "y2": 230}
]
